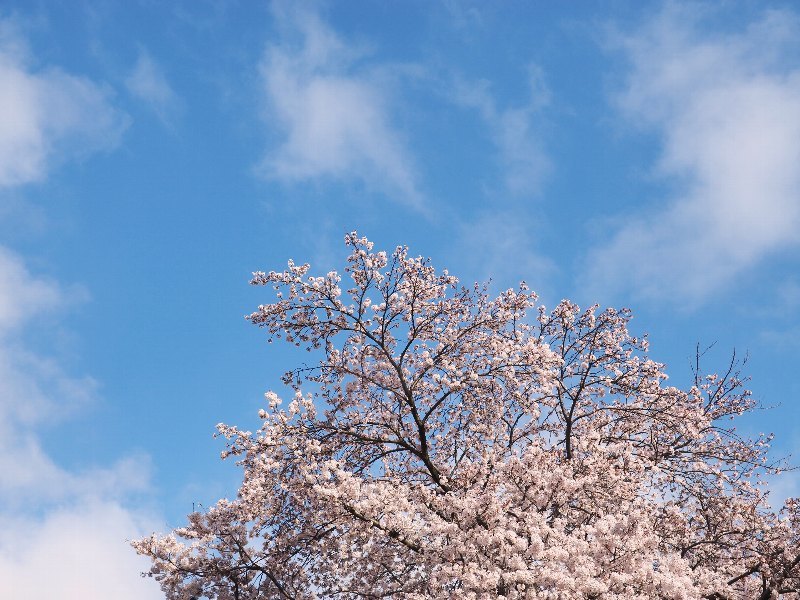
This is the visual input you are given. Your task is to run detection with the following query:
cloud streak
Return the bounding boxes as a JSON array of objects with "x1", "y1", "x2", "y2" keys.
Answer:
[
  {"x1": 0, "y1": 20, "x2": 158, "y2": 598},
  {"x1": 258, "y1": 6, "x2": 422, "y2": 208},
  {"x1": 0, "y1": 247, "x2": 162, "y2": 599},
  {"x1": 0, "y1": 501, "x2": 161, "y2": 600},
  {"x1": 587, "y1": 6, "x2": 800, "y2": 304},
  {"x1": 0, "y1": 20, "x2": 128, "y2": 188},
  {"x1": 452, "y1": 67, "x2": 551, "y2": 197},
  {"x1": 125, "y1": 50, "x2": 181, "y2": 124}
]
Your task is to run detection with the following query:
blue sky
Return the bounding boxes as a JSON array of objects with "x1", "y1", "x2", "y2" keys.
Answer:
[{"x1": 2, "y1": 1, "x2": 800, "y2": 597}]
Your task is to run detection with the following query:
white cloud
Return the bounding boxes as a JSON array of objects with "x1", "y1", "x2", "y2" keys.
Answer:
[
  {"x1": 453, "y1": 67, "x2": 551, "y2": 197},
  {"x1": 587, "y1": 6, "x2": 800, "y2": 304},
  {"x1": 0, "y1": 20, "x2": 157, "y2": 598},
  {"x1": 0, "y1": 248, "x2": 93, "y2": 430},
  {"x1": 0, "y1": 19, "x2": 128, "y2": 188},
  {"x1": 0, "y1": 501, "x2": 162, "y2": 600},
  {"x1": 0, "y1": 247, "x2": 161, "y2": 598},
  {"x1": 125, "y1": 50, "x2": 180, "y2": 124},
  {"x1": 0, "y1": 247, "x2": 65, "y2": 334},
  {"x1": 258, "y1": 6, "x2": 422, "y2": 207}
]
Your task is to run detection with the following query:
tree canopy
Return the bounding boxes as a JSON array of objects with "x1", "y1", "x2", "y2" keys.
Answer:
[{"x1": 134, "y1": 233, "x2": 800, "y2": 599}]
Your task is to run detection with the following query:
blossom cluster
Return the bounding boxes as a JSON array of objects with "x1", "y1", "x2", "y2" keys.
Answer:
[{"x1": 133, "y1": 233, "x2": 800, "y2": 599}]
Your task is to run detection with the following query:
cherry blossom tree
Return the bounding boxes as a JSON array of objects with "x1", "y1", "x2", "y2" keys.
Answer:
[{"x1": 134, "y1": 233, "x2": 800, "y2": 599}]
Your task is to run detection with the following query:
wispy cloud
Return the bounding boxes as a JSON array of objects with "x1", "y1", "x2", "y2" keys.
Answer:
[
  {"x1": 0, "y1": 19, "x2": 159, "y2": 598},
  {"x1": 0, "y1": 246, "x2": 162, "y2": 598},
  {"x1": 0, "y1": 248, "x2": 92, "y2": 429},
  {"x1": 257, "y1": 5, "x2": 422, "y2": 208},
  {"x1": 586, "y1": 5, "x2": 800, "y2": 305},
  {"x1": 0, "y1": 246, "x2": 72, "y2": 333},
  {"x1": 125, "y1": 49, "x2": 181, "y2": 124},
  {"x1": 444, "y1": 68, "x2": 553, "y2": 294},
  {"x1": 0, "y1": 20, "x2": 128, "y2": 188},
  {"x1": 0, "y1": 247, "x2": 161, "y2": 599},
  {"x1": 452, "y1": 67, "x2": 551, "y2": 197},
  {"x1": 0, "y1": 501, "x2": 161, "y2": 600},
  {"x1": 441, "y1": 0, "x2": 484, "y2": 31}
]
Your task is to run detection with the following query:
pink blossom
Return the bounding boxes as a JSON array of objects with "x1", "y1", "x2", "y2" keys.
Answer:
[{"x1": 133, "y1": 234, "x2": 800, "y2": 599}]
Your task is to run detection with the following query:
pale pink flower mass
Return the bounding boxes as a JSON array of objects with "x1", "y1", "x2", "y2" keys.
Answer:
[{"x1": 133, "y1": 233, "x2": 800, "y2": 599}]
